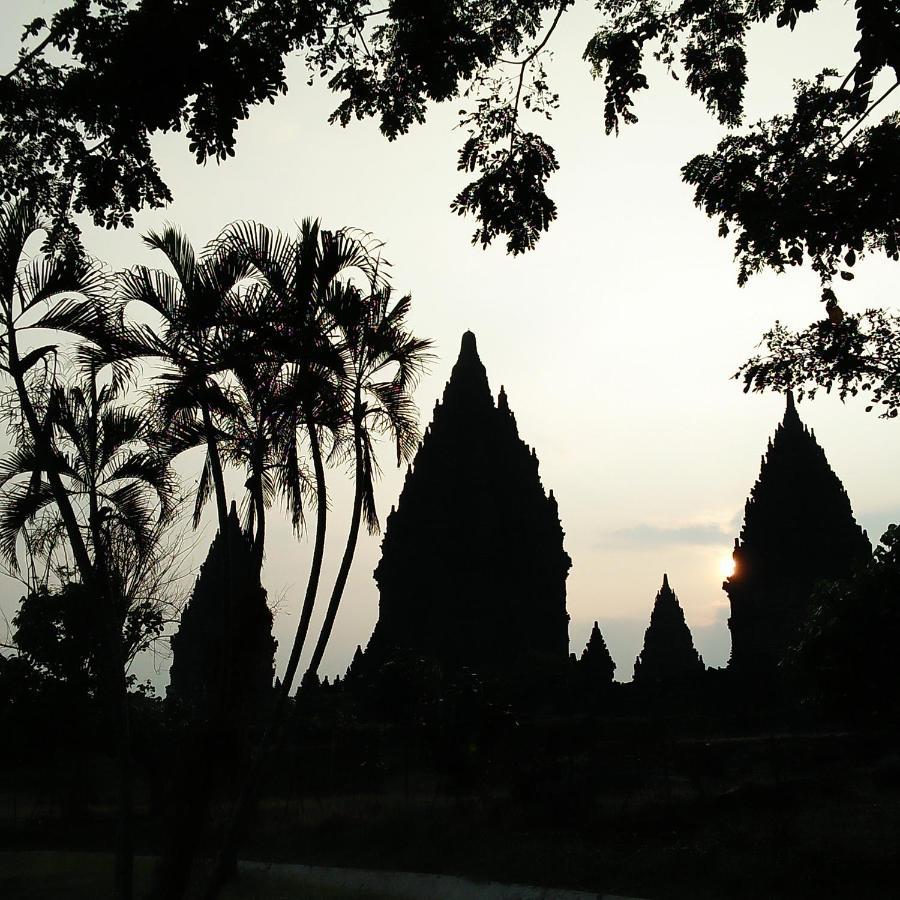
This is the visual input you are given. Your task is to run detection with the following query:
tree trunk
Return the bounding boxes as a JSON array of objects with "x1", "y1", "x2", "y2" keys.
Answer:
[
  {"x1": 7, "y1": 332, "x2": 93, "y2": 581},
  {"x1": 305, "y1": 422, "x2": 364, "y2": 680},
  {"x1": 201, "y1": 402, "x2": 229, "y2": 532},
  {"x1": 280, "y1": 416, "x2": 329, "y2": 689},
  {"x1": 250, "y1": 463, "x2": 266, "y2": 571}
]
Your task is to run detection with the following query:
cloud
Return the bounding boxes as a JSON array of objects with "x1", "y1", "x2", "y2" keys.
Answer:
[{"x1": 600, "y1": 521, "x2": 735, "y2": 549}]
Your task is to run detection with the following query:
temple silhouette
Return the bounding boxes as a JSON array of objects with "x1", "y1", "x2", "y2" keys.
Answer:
[
  {"x1": 358, "y1": 331, "x2": 571, "y2": 678},
  {"x1": 725, "y1": 392, "x2": 871, "y2": 678},
  {"x1": 580, "y1": 621, "x2": 616, "y2": 686},
  {"x1": 351, "y1": 345, "x2": 872, "y2": 693},
  {"x1": 633, "y1": 574, "x2": 704, "y2": 686}
]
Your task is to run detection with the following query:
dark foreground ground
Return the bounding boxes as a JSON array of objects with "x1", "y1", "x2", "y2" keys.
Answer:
[{"x1": 3, "y1": 704, "x2": 900, "y2": 898}]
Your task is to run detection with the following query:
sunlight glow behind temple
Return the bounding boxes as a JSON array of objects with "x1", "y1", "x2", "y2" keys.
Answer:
[{"x1": 719, "y1": 555, "x2": 736, "y2": 579}]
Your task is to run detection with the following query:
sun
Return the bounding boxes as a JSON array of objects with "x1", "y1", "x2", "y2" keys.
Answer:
[{"x1": 718, "y1": 555, "x2": 736, "y2": 579}]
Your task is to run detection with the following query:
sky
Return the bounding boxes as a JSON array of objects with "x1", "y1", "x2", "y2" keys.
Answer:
[{"x1": 2, "y1": 1, "x2": 899, "y2": 686}]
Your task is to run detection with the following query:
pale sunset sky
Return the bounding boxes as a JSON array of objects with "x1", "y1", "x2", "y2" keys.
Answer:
[{"x1": 2, "y1": 1, "x2": 899, "y2": 685}]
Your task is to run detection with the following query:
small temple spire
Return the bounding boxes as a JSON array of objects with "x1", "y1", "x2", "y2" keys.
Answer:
[
  {"x1": 580, "y1": 619, "x2": 616, "y2": 686},
  {"x1": 633, "y1": 574, "x2": 704, "y2": 686}
]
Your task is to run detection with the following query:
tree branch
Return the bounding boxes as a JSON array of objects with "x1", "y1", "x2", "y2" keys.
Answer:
[
  {"x1": 1, "y1": 29, "x2": 56, "y2": 82},
  {"x1": 835, "y1": 79, "x2": 900, "y2": 149},
  {"x1": 509, "y1": 1, "x2": 569, "y2": 150}
]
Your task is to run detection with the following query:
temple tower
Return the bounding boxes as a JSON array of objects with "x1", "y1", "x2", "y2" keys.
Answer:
[
  {"x1": 725, "y1": 393, "x2": 871, "y2": 677},
  {"x1": 633, "y1": 574, "x2": 704, "y2": 685},
  {"x1": 580, "y1": 621, "x2": 616, "y2": 685},
  {"x1": 363, "y1": 331, "x2": 571, "y2": 676}
]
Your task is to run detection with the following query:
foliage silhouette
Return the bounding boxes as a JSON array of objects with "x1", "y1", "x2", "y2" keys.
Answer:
[
  {"x1": 789, "y1": 524, "x2": 900, "y2": 721},
  {"x1": 116, "y1": 224, "x2": 257, "y2": 533},
  {"x1": 0, "y1": 2, "x2": 568, "y2": 254},
  {"x1": 0, "y1": 366, "x2": 177, "y2": 573},
  {"x1": 12, "y1": 581, "x2": 163, "y2": 695},
  {"x1": 4, "y1": 2, "x2": 897, "y2": 273},
  {"x1": 0, "y1": 199, "x2": 154, "y2": 898},
  {"x1": 197, "y1": 221, "x2": 429, "y2": 900},
  {"x1": 738, "y1": 308, "x2": 900, "y2": 420}
]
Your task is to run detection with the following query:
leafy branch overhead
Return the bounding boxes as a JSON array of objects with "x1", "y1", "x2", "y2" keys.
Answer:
[
  {"x1": 1, "y1": 1, "x2": 898, "y2": 269},
  {"x1": 738, "y1": 309, "x2": 900, "y2": 419}
]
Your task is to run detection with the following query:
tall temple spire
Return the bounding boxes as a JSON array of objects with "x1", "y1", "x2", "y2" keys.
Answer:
[
  {"x1": 726, "y1": 393, "x2": 871, "y2": 677},
  {"x1": 363, "y1": 332, "x2": 571, "y2": 678},
  {"x1": 633, "y1": 575, "x2": 704, "y2": 686}
]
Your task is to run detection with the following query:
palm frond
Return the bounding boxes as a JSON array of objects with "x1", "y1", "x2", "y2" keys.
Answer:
[
  {"x1": 118, "y1": 266, "x2": 184, "y2": 325},
  {"x1": 18, "y1": 252, "x2": 109, "y2": 313},
  {"x1": 193, "y1": 451, "x2": 213, "y2": 529},
  {"x1": 0, "y1": 199, "x2": 42, "y2": 313},
  {"x1": 29, "y1": 297, "x2": 120, "y2": 348},
  {"x1": 104, "y1": 450, "x2": 177, "y2": 521},
  {"x1": 0, "y1": 479, "x2": 57, "y2": 568},
  {"x1": 103, "y1": 482, "x2": 157, "y2": 554},
  {"x1": 98, "y1": 405, "x2": 145, "y2": 470},
  {"x1": 358, "y1": 430, "x2": 380, "y2": 535},
  {"x1": 142, "y1": 224, "x2": 197, "y2": 295},
  {"x1": 0, "y1": 444, "x2": 43, "y2": 489}
]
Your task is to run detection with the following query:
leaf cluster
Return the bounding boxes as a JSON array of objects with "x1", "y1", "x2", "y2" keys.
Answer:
[
  {"x1": 1, "y1": 1, "x2": 572, "y2": 254},
  {"x1": 684, "y1": 74, "x2": 900, "y2": 288},
  {"x1": 738, "y1": 308, "x2": 900, "y2": 418},
  {"x1": 789, "y1": 523, "x2": 900, "y2": 720}
]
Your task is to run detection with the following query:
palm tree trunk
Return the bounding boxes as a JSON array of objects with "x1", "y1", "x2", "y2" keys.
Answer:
[
  {"x1": 251, "y1": 472, "x2": 266, "y2": 570},
  {"x1": 305, "y1": 425, "x2": 364, "y2": 680},
  {"x1": 279, "y1": 415, "x2": 329, "y2": 691},
  {"x1": 200, "y1": 415, "x2": 329, "y2": 900},
  {"x1": 201, "y1": 403, "x2": 229, "y2": 532}
]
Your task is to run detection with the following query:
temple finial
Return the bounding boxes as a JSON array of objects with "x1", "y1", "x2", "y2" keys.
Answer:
[{"x1": 783, "y1": 388, "x2": 800, "y2": 425}]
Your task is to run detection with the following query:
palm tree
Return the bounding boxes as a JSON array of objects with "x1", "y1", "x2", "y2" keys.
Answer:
[
  {"x1": 0, "y1": 365, "x2": 178, "y2": 626},
  {"x1": 0, "y1": 199, "x2": 110, "y2": 585},
  {"x1": 0, "y1": 349, "x2": 175, "y2": 900},
  {"x1": 304, "y1": 286, "x2": 432, "y2": 681},
  {"x1": 185, "y1": 357, "x2": 312, "y2": 568},
  {"x1": 219, "y1": 218, "x2": 381, "y2": 698},
  {"x1": 200, "y1": 221, "x2": 392, "y2": 899},
  {"x1": 117, "y1": 224, "x2": 255, "y2": 533}
]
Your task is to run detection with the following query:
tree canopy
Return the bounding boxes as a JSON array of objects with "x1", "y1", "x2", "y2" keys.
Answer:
[{"x1": 3, "y1": 1, "x2": 897, "y2": 277}]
